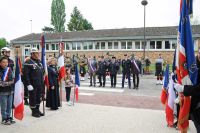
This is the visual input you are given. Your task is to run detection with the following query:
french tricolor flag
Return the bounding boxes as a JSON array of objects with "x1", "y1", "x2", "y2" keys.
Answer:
[{"x1": 14, "y1": 56, "x2": 24, "y2": 120}]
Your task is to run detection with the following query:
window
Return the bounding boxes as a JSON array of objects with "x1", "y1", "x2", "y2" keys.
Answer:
[
  {"x1": 156, "y1": 41, "x2": 162, "y2": 49},
  {"x1": 72, "y1": 43, "x2": 76, "y2": 50},
  {"x1": 101, "y1": 42, "x2": 105, "y2": 49},
  {"x1": 88, "y1": 42, "x2": 93, "y2": 50},
  {"x1": 77, "y1": 42, "x2": 81, "y2": 50},
  {"x1": 46, "y1": 44, "x2": 49, "y2": 50},
  {"x1": 83, "y1": 42, "x2": 88, "y2": 50},
  {"x1": 121, "y1": 41, "x2": 126, "y2": 49},
  {"x1": 127, "y1": 42, "x2": 132, "y2": 49},
  {"x1": 142, "y1": 41, "x2": 146, "y2": 49},
  {"x1": 95, "y1": 42, "x2": 100, "y2": 50},
  {"x1": 51, "y1": 44, "x2": 56, "y2": 50},
  {"x1": 32, "y1": 44, "x2": 39, "y2": 50},
  {"x1": 114, "y1": 42, "x2": 118, "y2": 49},
  {"x1": 108, "y1": 42, "x2": 112, "y2": 49},
  {"x1": 65, "y1": 43, "x2": 70, "y2": 50},
  {"x1": 150, "y1": 41, "x2": 155, "y2": 49},
  {"x1": 135, "y1": 41, "x2": 140, "y2": 49},
  {"x1": 171, "y1": 41, "x2": 177, "y2": 49},
  {"x1": 165, "y1": 41, "x2": 170, "y2": 49}
]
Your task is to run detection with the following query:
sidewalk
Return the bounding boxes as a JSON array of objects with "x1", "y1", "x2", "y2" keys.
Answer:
[{"x1": 0, "y1": 103, "x2": 195, "y2": 133}]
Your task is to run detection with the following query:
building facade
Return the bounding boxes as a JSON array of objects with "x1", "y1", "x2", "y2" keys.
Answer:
[{"x1": 10, "y1": 25, "x2": 200, "y2": 64}]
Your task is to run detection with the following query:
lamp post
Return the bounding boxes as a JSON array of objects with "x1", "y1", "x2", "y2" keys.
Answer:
[
  {"x1": 30, "y1": 19, "x2": 32, "y2": 33},
  {"x1": 141, "y1": 0, "x2": 148, "y2": 60}
]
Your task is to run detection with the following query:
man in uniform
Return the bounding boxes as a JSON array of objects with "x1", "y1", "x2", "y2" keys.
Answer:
[
  {"x1": 104, "y1": 53, "x2": 111, "y2": 81},
  {"x1": 97, "y1": 56, "x2": 107, "y2": 87},
  {"x1": 131, "y1": 56, "x2": 141, "y2": 89},
  {"x1": 109, "y1": 56, "x2": 119, "y2": 88},
  {"x1": 121, "y1": 54, "x2": 131, "y2": 89},
  {"x1": 79, "y1": 54, "x2": 87, "y2": 81},
  {"x1": 88, "y1": 55, "x2": 97, "y2": 87},
  {"x1": 23, "y1": 48, "x2": 45, "y2": 118},
  {"x1": 155, "y1": 54, "x2": 164, "y2": 85}
]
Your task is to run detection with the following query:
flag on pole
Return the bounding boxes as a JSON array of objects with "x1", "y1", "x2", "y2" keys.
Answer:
[
  {"x1": 75, "y1": 63, "x2": 80, "y2": 101},
  {"x1": 176, "y1": 0, "x2": 198, "y2": 131},
  {"x1": 14, "y1": 56, "x2": 24, "y2": 120},
  {"x1": 160, "y1": 64, "x2": 169, "y2": 105},
  {"x1": 58, "y1": 42, "x2": 66, "y2": 82},
  {"x1": 40, "y1": 34, "x2": 49, "y2": 88},
  {"x1": 165, "y1": 74, "x2": 176, "y2": 127}
]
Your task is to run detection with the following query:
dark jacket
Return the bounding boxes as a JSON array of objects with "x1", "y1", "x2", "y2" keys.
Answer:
[
  {"x1": 23, "y1": 58, "x2": 44, "y2": 87},
  {"x1": 131, "y1": 59, "x2": 141, "y2": 74},
  {"x1": 97, "y1": 61, "x2": 107, "y2": 75},
  {"x1": 48, "y1": 65, "x2": 58, "y2": 87},
  {"x1": 109, "y1": 61, "x2": 119, "y2": 75},
  {"x1": 8, "y1": 58, "x2": 14, "y2": 71},
  {"x1": 0, "y1": 67, "x2": 14, "y2": 93},
  {"x1": 122, "y1": 59, "x2": 131, "y2": 74}
]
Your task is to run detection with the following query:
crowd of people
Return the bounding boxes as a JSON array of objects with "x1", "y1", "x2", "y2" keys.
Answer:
[{"x1": 2, "y1": 45, "x2": 200, "y2": 132}]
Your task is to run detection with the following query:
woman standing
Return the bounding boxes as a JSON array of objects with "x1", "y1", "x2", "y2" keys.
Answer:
[{"x1": 46, "y1": 57, "x2": 60, "y2": 110}]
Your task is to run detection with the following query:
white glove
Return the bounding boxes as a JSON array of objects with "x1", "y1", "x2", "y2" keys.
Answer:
[
  {"x1": 27, "y1": 85, "x2": 34, "y2": 91},
  {"x1": 174, "y1": 83, "x2": 184, "y2": 93},
  {"x1": 51, "y1": 86, "x2": 55, "y2": 90}
]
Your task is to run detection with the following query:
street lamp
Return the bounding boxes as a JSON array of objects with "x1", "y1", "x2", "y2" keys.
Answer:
[
  {"x1": 141, "y1": 0, "x2": 148, "y2": 60},
  {"x1": 30, "y1": 20, "x2": 32, "y2": 33}
]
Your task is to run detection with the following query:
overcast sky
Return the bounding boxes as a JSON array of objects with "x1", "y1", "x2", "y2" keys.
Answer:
[{"x1": 0, "y1": 0, "x2": 200, "y2": 41}]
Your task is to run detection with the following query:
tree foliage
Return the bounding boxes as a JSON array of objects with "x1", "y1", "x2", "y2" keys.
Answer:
[
  {"x1": 67, "y1": 7, "x2": 93, "y2": 31},
  {"x1": 0, "y1": 38, "x2": 7, "y2": 50},
  {"x1": 51, "y1": 0, "x2": 66, "y2": 32},
  {"x1": 42, "y1": 26, "x2": 55, "y2": 33}
]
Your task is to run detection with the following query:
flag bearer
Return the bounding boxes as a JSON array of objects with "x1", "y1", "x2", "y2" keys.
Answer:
[{"x1": 23, "y1": 48, "x2": 45, "y2": 118}]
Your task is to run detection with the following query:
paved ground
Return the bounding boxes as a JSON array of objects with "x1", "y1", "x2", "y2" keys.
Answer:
[
  {"x1": 0, "y1": 74, "x2": 196, "y2": 132},
  {"x1": 0, "y1": 103, "x2": 196, "y2": 133}
]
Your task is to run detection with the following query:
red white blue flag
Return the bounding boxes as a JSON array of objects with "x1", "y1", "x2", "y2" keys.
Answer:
[
  {"x1": 14, "y1": 56, "x2": 24, "y2": 120},
  {"x1": 58, "y1": 42, "x2": 66, "y2": 82},
  {"x1": 41, "y1": 34, "x2": 49, "y2": 89},
  {"x1": 176, "y1": 0, "x2": 198, "y2": 131},
  {"x1": 160, "y1": 64, "x2": 169, "y2": 105}
]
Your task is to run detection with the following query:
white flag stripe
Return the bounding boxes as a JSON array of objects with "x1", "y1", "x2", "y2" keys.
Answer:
[
  {"x1": 168, "y1": 74, "x2": 176, "y2": 110},
  {"x1": 14, "y1": 75, "x2": 24, "y2": 107},
  {"x1": 58, "y1": 55, "x2": 64, "y2": 68}
]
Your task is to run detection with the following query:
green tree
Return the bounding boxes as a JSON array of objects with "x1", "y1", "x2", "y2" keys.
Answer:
[
  {"x1": 51, "y1": 0, "x2": 66, "y2": 32},
  {"x1": 67, "y1": 7, "x2": 93, "y2": 31},
  {"x1": 0, "y1": 38, "x2": 7, "y2": 50},
  {"x1": 42, "y1": 26, "x2": 55, "y2": 33}
]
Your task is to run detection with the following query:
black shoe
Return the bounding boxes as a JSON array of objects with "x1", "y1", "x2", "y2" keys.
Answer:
[
  {"x1": 9, "y1": 117, "x2": 16, "y2": 124},
  {"x1": 89, "y1": 85, "x2": 92, "y2": 87},
  {"x1": 32, "y1": 112, "x2": 40, "y2": 118},
  {"x1": 38, "y1": 110, "x2": 44, "y2": 116},
  {"x1": 113, "y1": 86, "x2": 116, "y2": 88},
  {"x1": 1, "y1": 119, "x2": 11, "y2": 125},
  {"x1": 111, "y1": 86, "x2": 113, "y2": 88},
  {"x1": 94, "y1": 85, "x2": 96, "y2": 87},
  {"x1": 99, "y1": 85, "x2": 102, "y2": 87},
  {"x1": 103, "y1": 85, "x2": 105, "y2": 87}
]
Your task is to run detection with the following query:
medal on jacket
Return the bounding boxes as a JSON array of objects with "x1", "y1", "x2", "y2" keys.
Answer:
[{"x1": 2, "y1": 67, "x2": 10, "y2": 81}]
